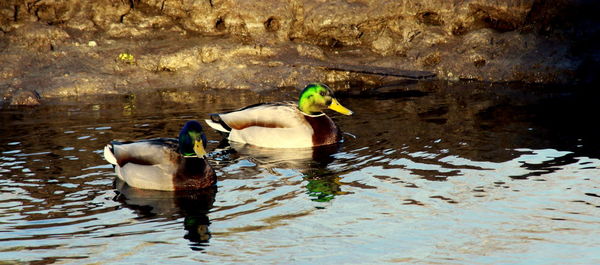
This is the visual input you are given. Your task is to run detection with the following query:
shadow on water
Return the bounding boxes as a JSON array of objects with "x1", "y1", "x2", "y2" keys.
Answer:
[
  {"x1": 114, "y1": 179, "x2": 217, "y2": 251},
  {"x1": 340, "y1": 81, "x2": 600, "y2": 163}
]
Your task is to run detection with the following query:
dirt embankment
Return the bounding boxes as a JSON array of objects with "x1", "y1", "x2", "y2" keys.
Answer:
[{"x1": 1, "y1": 0, "x2": 598, "y2": 103}]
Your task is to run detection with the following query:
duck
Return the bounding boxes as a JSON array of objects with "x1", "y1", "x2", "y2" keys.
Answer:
[
  {"x1": 103, "y1": 120, "x2": 216, "y2": 191},
  {"x1": 205, "y1": 83, "x2": 353, "y2": 148}
]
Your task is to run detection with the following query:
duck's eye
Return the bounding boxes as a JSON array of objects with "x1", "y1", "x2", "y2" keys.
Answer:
[{"x1": 319, "y1": 91, "x2": 326, "y2": 97}]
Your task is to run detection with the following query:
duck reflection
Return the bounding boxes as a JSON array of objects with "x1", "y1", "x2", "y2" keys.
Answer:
[
  {"x1": 225, "y1": 141, "x2": 339, "y2": 169},
  {"x1": 303, "y1": 169, "x2": 348, "y2": 202},
  {"x1": 113, "y1": 179, "x2": 216, "y2": 251},
  {"x1": 224, "y1": 141, "x2": 347, "y2": 202}
]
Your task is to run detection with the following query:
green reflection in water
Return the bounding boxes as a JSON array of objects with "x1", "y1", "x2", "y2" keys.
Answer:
[{"x1": 303, "y1": 170, "x2": 346, "y2": 202}]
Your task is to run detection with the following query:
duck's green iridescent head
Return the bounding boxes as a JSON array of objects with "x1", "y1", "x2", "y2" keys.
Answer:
[
  {"x1": 178, "y1": 121, "x2": 208, "y2": 157},
  {"x1": 298, "y1": 83, "x2": 353, "y2": 115}
]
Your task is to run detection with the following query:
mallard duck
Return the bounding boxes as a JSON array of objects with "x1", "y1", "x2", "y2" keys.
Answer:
[
  {"x1": 103, "y1": 121, "x2": 216, "y2": 191},
  {"x1": 205, "y1": 83, "x2": 353, "y2": 148}
]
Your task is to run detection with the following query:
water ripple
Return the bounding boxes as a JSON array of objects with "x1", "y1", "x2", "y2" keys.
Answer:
[{"x1": 1, "y1": 87, "x2": 600, "y2": 263}]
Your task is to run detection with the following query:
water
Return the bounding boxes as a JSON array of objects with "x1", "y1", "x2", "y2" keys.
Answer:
[{"x1": 1, "y1": 82, "x2": 599, "y2": 264}]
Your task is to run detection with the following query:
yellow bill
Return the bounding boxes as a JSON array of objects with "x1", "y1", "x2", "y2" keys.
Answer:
[
  {"x1": 328, "y1": 98, "x2": 353, "y2": 115},
  {"x1": 193, "y1": 140, "x2": 207, "y2": 157}
]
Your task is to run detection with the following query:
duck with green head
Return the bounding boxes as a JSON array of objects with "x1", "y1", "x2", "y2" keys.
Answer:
[
  {"x1": 103, "y1": 120, "x2": 216, "y2": 191},
  {"x1": 205, "y1": 83, "x2": 353, "y2": 148}
]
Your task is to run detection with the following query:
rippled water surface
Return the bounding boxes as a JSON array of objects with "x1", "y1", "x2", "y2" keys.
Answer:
[{"x1": 1, "y1": 83, "x2": 599, "y2": 264}]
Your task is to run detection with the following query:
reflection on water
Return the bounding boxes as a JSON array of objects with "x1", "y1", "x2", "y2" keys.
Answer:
[
  {"x1": 1, "y1": 82, "x2": 600, "y2": 264},
  {"x1": 114, "y1": 180, "x2": 216, "y2": 251},
  {"x1": 304, "y1": 173, "x2": 346, "y2": 203},
  {"x1": 224, "y1": 142, "x2": 343, "y2": 202}
]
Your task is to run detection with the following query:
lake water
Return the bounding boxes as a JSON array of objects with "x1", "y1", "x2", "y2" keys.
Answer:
[{"x1": 1, "y1": 81, "x2": 599, "y2": 264}]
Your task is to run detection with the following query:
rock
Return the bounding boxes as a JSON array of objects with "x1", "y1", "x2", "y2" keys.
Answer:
[
  {"x1": 7, "y1": 22, "x2": 70, "y2": 51},
  {"x1": 200, "y1": 46, "x2": 221, "y2": 64},
  {"x1": 66, "y1": 17, "x2": 96, "y2": 31},
  {"x1": 9, "y1": 90, "x2": 41, "y2": 106},
  {"x1": 371, "y1": 32, "x2": 394, "y2": 55},
  {"x1": 296, "y1": 44, "x2": 326, "y2": 61}
]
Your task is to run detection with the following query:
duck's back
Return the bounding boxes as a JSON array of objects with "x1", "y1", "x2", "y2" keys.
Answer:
[{"x1": 210, "y1": 102, "x2": 340, "y2": 148}]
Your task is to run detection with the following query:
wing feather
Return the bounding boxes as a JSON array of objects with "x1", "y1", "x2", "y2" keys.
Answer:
[
  {"x1": 214, "y1": 101, "x2": 305, "y2": 130},
  {"x1": 110, "y1": 138, "x2": 178, "y2": 167}
]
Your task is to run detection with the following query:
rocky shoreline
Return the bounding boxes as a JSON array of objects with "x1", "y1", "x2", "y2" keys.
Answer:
[{"x1": 1, "y1": 0, "x2": 598, "y2": 104}]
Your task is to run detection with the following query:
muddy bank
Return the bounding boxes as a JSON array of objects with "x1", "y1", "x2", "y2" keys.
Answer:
[{"x1": 1, "y1": 0, "x2": 598, "y2": 102}]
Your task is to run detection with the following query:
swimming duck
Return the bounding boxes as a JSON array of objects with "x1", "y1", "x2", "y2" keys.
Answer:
[
  {"x1": 103, "y1": 121, "x2": 216, "y2": 191},
  {"x1": 205, "y1": 83, "x2": 353, "y2": 148}
]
